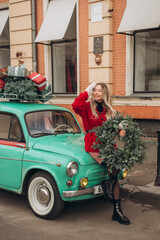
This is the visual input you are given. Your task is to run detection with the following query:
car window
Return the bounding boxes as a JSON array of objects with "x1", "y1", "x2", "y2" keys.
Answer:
[
  {"x1": 26, "y1": 110, "x2": 81, "y2": 137},
  {"x1": 0, "y1": 113, "x2": 24, "y2": 142},
  {"x1": 9, "y1": 116, "x2": 23, "y2": 142},
  {"x1": 0, "y1": 114, "x2": 11, "y2": 139}
]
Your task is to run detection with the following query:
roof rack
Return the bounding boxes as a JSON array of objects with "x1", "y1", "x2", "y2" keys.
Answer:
[{"x1": 0, "y1": 92, "x2": 56, "y2": 103}]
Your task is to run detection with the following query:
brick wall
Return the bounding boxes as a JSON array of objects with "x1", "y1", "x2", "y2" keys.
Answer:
[
  {"x1": 113, "y1": 0, "x2": 126, "y2": 96},
  {"x1": 0, "y1": 0, "x2": 8, "y2": 4},
  {"x1": 114, "y1": 106, "x2": 160, "y2": 120}
]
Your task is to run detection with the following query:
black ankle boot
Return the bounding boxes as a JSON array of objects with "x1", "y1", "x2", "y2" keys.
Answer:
[
  {"x1": 102, "y1": 174, "x2": 117, "y2": 201},
  {"x1": 112, "y1": 199, "x2": 130, "y2": 225}
]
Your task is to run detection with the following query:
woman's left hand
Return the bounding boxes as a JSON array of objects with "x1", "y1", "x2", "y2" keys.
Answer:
[{"x1": 85, "y1": 82, "x2": 96, "y2": 95}]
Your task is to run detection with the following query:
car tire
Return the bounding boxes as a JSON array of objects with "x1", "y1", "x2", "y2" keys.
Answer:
[{"x1": 27, "y1": 171, "x2": 64, "y2": 219}]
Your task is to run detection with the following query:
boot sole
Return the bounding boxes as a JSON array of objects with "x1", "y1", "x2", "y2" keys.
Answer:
[{"x1": 112, "y1": 216, "x2": 130, "y2": 225}]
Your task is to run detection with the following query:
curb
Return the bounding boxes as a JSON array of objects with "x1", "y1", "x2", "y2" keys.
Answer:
[{"x1": 121, "y1": 183, "x2": 160, "y2": 204}]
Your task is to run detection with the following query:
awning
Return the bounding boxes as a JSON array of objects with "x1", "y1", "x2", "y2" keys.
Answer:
[
  {"x1": 0, "y1": 9, "x2": 9, "y2": 36},
  {"x1": 35, "y1": 0, "x2": 76, "y2": 43},
  {"x1": 117, "y1": 0, "x2": 160, "y2": 34}
]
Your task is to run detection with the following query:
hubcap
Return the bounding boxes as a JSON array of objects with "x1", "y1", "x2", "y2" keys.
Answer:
[{"x1": 37, "y1": 183, "x2": 51, "y2": 205}]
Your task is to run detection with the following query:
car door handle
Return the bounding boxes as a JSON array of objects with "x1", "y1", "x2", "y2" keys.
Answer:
[{"x1": 16, "y1": 144, "x2": 25, "y2": 148}]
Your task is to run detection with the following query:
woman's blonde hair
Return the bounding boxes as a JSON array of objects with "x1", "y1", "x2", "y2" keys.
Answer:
[{"x1": 90, "y1": 83, "x2": 115, "y2": 119}]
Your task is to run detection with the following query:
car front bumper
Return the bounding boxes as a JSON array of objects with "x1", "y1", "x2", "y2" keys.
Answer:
[{"x1": 63, "y1": 184, "x2": 103, "y2": 198}]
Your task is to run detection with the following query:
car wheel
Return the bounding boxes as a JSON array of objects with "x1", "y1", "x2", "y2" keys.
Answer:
[{"x1": 28, "y1": 171, "x2": 64, "y2": 219}]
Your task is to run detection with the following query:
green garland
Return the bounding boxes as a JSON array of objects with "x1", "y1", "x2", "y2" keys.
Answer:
[
  {"x1": 93, "y1": 112, "x2": 145, "y2": 171},
  {"x1": 4, "y1": 77, "x2": 37, "y2": 102}
]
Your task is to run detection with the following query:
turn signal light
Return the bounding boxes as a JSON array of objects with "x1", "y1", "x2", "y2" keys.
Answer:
[
  {"x1": 80, "y1": 177, "x2": 88, "y2": 188},
  {"x1": 66, "y1": 179, "x2": 73, "y2": 186},
  {"x1": 122, "y1": 169, "x2": 128, "y2": 178}
]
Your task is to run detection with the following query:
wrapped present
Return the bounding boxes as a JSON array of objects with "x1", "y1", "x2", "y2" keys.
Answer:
[
  {"x1": 0, "y1": 72, "x2": 7, "y2": 79},
  {"x1": 38, "y1": 84, "x2": 53, "y2": 102},
  {"x1": 0, "y1": 67, "x2": 8, "y2": 73},
  {"x1": 0, "y1": 67, "x2": 8, "y2": 79},
  {"x1": 0, "y1": 79, "x2": 5, "y2": 92},
  {"x1": 8, "y1": 65, "x2": 26, "y2": 78},
  {"x1": 28, "y1": 72, "x2": 46, "y2": 91}
]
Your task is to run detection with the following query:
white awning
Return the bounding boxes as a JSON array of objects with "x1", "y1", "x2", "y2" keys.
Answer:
[
  {"x1": 35, "y1": 0, "x2": 76, "y2": 43},
  {"x1": 117, "y1": 0, "x2": 160, "y2": 33},
  {"x1": 0, "y1": 9, "x2": 9, "y2": 36}
]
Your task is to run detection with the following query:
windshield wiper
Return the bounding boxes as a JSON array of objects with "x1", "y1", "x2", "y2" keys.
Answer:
[
  {"x1": 54, "y1": 130, "x2": 76, "y2": 134},
  {"x1": 32, "y1": 132, "x2": 57, "y2": 137}
]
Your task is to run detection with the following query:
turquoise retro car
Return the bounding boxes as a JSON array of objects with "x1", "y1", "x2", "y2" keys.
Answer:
[{"x1": 0, "y1": 101, "x2": 126, "y2": 219}]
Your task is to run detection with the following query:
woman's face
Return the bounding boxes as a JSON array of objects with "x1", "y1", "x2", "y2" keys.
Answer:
[{"x1": 92, "y1": 85, "x2": 103, "y2": 102}]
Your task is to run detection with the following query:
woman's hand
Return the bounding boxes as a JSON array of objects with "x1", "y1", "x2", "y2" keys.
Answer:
[{"x1": 85, "y1": 82, "x2": 96, "y2": 95}]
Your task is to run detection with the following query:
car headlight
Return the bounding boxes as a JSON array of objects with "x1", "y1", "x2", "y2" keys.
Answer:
[{"x1": 66, "y1": 161, "x2": 78, "y2": 177}]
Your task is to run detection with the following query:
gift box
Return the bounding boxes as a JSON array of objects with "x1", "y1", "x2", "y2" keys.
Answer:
[
  {"x1": 0, "y1": 79, "x2": 5, "y2": 92},
  {"x1": 37, "y1": 85, "x2": 53, "y2": 102},
  {"x1": 0, "y1": 72, "x2": 7, "y2": 79},
  {"x1": 28, "y1": 72, "x2": 46, "y2": 91},
  {"x1": 0, "y1": 67, "x2": 8, "y2": 79},
  {"x1": 0, "y1": 67, "x2": 8, "y2": 73},
  {"x1": 8, "y1": 65, "x2": 26, "y2": 78}
]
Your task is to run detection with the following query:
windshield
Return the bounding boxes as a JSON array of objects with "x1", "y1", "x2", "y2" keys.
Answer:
[{"x1": 25, "y1": 110, "x2": 81, "y2": 137}]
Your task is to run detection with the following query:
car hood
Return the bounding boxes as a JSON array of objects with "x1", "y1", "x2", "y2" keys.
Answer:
[{"x1": 32, "y1": 134, "x2": 97, "y2": 166}]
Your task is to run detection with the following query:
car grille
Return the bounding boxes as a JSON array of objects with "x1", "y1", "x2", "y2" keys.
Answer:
[{"x1": 88, "y1": 167, "x2": 108, "y2": 182}]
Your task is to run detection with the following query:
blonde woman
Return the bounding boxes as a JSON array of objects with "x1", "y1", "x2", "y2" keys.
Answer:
[{"x1": 72, "y1": 82, "x2": 130, "y2": 225}]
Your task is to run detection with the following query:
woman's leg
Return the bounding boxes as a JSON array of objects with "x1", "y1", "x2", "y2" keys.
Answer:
[
  {"x1": 111, "y1": 169, "x2": 130, "y2": 225},
  {"x1": 112, "y1": 168, "x2": 120, "y2": 200},
  {"x1": 113, "y1": 181, "x2": 120, "y2": 200},
  {"x1": 102, "y1": 167, "x2": 120, "y2": 201}
]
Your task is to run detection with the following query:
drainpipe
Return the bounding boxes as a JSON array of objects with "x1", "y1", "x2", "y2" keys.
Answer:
[
  {"x1": 31, "y1": 0, "x2": 37, "y2": 72},
  {"x1": 155, "y1": 130, "x2": 160, "y2": 186}
]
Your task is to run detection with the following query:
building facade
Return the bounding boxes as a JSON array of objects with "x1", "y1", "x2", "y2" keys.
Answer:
[
  {"x1": 113, "y1": 0, "x2": 160, "y2": 136},
  {"x1": 0, "y1": 0, "x2": 159, "y2": 135}
]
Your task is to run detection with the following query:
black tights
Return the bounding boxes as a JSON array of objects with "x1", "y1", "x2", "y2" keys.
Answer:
[{"x1": 109, "y1": 168, "x2": 120, "y2": 200}]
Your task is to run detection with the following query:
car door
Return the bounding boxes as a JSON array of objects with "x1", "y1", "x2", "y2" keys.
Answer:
[{"x1": 0, "y1": 113, "x2": 26, "y2": 189}]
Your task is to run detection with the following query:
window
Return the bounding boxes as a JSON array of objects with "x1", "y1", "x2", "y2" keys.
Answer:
[
  {"x1": 25, "y1": 110, "x2": 81, "y2": 137},
  {"x1": 51, "y1": 4, "x2": 77, "y2": 94},
  {"x1": 35, "y1": 0, "x2": 78, "y2": 96},
  {"x1": 0, "y1": 10, "x2": 10, "y2": 68},
  {"x1": 52, "y1": 41, "x2": 77, "y2": 94},
  {"x1": 134, "y1": 29, "x2": 160, "y2": 93},
  {"x1": 0, "y1": 114, "x2": 24, "y2": 142},
  {"x1": 0, "y1": 114, "x2": 11, "y2": 139}
]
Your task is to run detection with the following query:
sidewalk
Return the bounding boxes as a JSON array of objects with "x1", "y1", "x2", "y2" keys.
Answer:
[{"x1": 120, "y1": 138, "x2": 160, "y2": 204}]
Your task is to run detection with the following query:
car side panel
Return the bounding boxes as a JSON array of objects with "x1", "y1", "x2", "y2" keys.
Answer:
[
  {"x1": 22, "y1": 149, "x2": 74, "y2": 194},
  {"x1": 0, "y1": 144, "x2": 25, "y2": 189}
]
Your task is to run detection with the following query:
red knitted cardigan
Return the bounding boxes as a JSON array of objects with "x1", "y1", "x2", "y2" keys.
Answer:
[{"x1": 72, "y1": 91, "x2": 107, "y2": 152}]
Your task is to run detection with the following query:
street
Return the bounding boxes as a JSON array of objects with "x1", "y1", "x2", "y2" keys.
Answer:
[{"x1": 0, "y1": 189, "x2": 160, "y2": 240}]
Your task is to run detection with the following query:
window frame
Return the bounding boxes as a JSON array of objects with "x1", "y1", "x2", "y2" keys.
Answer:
[
  {"x1": 0, "y1": 7, "x2": 10, "y2": 68},
  {"x1": 25, "y1": 109, "x2": 81, "y2": 138},
  {"x1": 0, "y1": 112, "x2": 25, "y2": 143},
  {"x1": 133, "y1": 28, "x2": 160, "y2": 94},
  {"x1": 43, "y1": 0, "x2": 79, "y2": 97},
  {"x1": 51, "y1": 39, "x2": 77, "y2": 95}
]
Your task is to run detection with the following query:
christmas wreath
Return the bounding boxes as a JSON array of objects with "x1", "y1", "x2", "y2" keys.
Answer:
[{"x1": 93, "y1": 112, "x2": 145, "y2": 171}]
